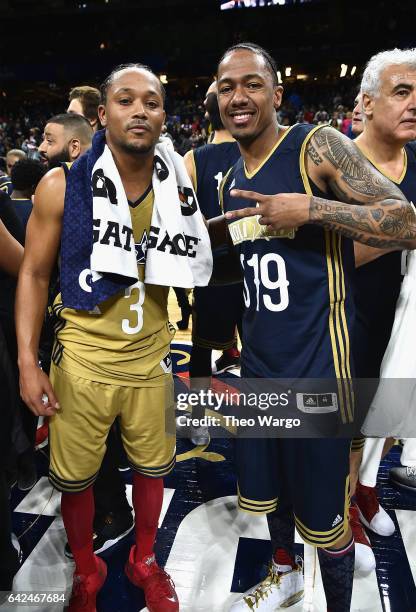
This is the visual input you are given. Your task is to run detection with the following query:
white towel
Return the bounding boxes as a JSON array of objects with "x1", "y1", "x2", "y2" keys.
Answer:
[
  {"x1": 362, "y1": 250, "x2": 416, "y2": 437},
  {"x1": 90, "y1": 139, "x2": 212, "y2": 288}
]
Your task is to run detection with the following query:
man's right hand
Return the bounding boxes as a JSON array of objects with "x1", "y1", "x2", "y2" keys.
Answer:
[{"x1": 19, "y1": 364, "x2": 60, "y2": 416}]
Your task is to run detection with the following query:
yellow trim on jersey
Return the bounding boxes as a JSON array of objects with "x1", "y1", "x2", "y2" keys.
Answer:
[
  {"x1": 238, "y1": 487, "x2": 279, "y2": 506},
  {"x1": 192, "y1": 333, "x2": 236, "y2": 351},
  {"x1": 244, "y1": 124, "x2": 296, "y2": 179},
  {"x1": 355, "y1": 144, "x2": 407, "y2": 185},
  {"x1": 219, "y1": 166, "x2": 234, "y2": 212},
  {"x1": 335, "y1": 232, "x2": 355, "y2": 420},
  {"x1": 189, "y1": 149, "x2": 197, "y2": 192},
  {"x1": 238, "y1": 503, "x2": 278, "y2": 515},
  {"x1": 351, "y1": 436, "x2": 365, "y2": 452},
  {"x1": 299, "y1": 125, "x2": 354, "y2": 425},
  {"x1": 294, "y1": 476, "x2": 350, "y2": 547},
  {"x1": 238, "y1": 499, "x2": 278, "y2": 514},
  {"x1": 299, "y1": 124, "x2": 325, "y2": 187},
  {"x1": 331, "y1": 233, "x2": 354, "y2": 423},
  {"x1": 295, "y1": 520, "x2": 345, "y2": 544},
  {"x1": 49, "y1": 469, "x2": 98, "y2": 493},
  {"x1": 130, "y1": 454, "x2": 176, "y2": 478},
  {"x1": 237, "y1": 485, "x2": 278, "y2": 514}
]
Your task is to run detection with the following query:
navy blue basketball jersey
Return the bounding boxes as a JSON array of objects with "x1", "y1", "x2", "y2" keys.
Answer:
[
  {"x1": 192, "y1": 141, "x2": 240, "y2": 220},
  {"x1": 10, "y1": 197, "x2": 32, "y2": 232},
  {"x1": 222, "y1": 124, "x2": 355, "y2": 422},
  {"x1": 0, "y1": 175, "x2": 12, "y2": 196},
  {"x1": 353, "y1": 143, "x2": 416, "y2": 377}
]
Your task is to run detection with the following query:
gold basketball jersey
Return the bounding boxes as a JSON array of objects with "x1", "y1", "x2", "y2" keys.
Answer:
[{"x1": 53, "y1": 187, "x2": 175, "y2": 386}]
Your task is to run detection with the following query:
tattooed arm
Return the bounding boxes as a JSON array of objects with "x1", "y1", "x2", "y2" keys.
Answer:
[
  {"x1": 225, "y1": 126, "x2": 416, "y2": 249},
  {"x1": 306, "y1": 126, "x2": 416, "y2": 249}
]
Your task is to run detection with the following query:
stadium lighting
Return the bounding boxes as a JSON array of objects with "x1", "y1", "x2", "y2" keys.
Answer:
[
  {"x1": 220, "y1": 1, "x2": 235, "y2": 9},
  {"x1": 296, "y1": 74, "x2": 308, "y2": 80},
  {"x1": 340, "y1": 64, "x2": 348, "y2": 78},
  {"x1": 285, "y1": 67, "x2": 291, "y2": 77},
  {"x1": 351, "y1": 65, "x2": 357, "y2": 76},
  {"x1": 276, "y1": 71, "x2": 282, "y2": 84},
  {"x1": 160, "y1": 75, "x2": 168, "y2": 85}
]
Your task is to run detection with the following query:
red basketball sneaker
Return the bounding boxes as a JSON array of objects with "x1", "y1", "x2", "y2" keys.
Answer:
[
  {"x1": 125, "y1": 546, "x2": 179, "y2": 612},
  {"x1": 356, "y1": 481, "x2": 395, "y2": 536},
  {"x1": 67, "y1": 556, "x2": 107, "y2": 611}
]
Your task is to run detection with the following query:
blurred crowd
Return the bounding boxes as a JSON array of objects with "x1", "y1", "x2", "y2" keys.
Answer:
[{"x1": 0, "y1": 83, "x2": 359, "y2": 169}]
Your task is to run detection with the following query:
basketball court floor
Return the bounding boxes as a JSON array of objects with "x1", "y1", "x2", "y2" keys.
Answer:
[{"x1": 5, "y1": 291, "x2": 416, "y2": 612}]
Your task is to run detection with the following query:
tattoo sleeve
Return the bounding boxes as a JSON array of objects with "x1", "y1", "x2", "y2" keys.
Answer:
[{"x1": 307, "y1": 126, "x2": 416, "y2": 248}]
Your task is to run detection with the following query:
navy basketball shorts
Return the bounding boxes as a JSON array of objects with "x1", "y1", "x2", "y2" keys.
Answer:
[
  {"x1": 192, "y1": 284, "x2": 243, "y2": 351},
  {"x1": 235, "y1": 437, "x2": 351, "y2": 548}
]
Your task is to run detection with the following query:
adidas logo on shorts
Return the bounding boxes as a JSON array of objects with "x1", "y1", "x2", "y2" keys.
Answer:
[{"x1": 332, "y1": 514, "x2": 343, "y2": 527}]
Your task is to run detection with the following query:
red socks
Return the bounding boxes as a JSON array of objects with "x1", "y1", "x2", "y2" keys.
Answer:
[
  {"x1": 273, "y1": 548, "x2": 296, "y2": 571},
  {"x1": 61, "y1": 475, "x2": 164, "y2": 571},
  {"x1": 132, "y1": 473, "x2": 164, "y2": 562},
  {"x1": 61, "y1": 487, "x2": 96, "y2": 575}
]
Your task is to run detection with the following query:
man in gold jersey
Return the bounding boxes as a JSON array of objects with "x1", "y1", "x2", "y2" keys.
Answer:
[
  {"x1": 64, "y1": 84, "x2": 136, "y2": 562},
  {"x1": 16, "y1": 64, "x2": 179, "y2": 612}
]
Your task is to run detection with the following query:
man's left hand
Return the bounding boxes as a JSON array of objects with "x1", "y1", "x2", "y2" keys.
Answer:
[{"x1": 225, "y1": 189, "x2": 310, "y2": 231}]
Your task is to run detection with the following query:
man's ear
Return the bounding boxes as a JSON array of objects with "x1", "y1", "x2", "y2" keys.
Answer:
[
  {"x1": 361, "y1": 93, "x2": 374, "y2": 120},
  {"x1": 273, "y1": 85, "x2": 284, "y2": 111},
  {"x1": 98, "y1": 104, "x2": 107, "y2": 127},
  {"x1": 69, "y1": 138, "x2": 81, "y2": 161}
]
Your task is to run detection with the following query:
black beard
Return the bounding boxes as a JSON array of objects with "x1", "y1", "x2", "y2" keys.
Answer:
[
  {"x1": 47, "y1": 148, "x2": 71, "y2": 170},
  {"x1": 119, "y1": 140, "x2": 154, "y2": 156}
]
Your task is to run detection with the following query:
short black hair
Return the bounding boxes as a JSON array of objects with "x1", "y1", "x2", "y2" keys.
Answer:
[
  {"x1": 45, "y1": 113, "x2": 93, "y2": 144},
  {"x1": 100, "y1": 63, "x2": 166, "y2": 105},
  {"x1": 10, "y1": 159, "x2": 46, "y2": 192},
  {"x1": 205, "y1": 92, "x2": 224, "y2": 131},
  {"x1": 218, "y1": 42, "x2": 278, "y2": 87}
]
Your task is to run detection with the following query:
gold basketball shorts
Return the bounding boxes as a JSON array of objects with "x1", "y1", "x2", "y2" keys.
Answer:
[{"x1": 48, "y1": 364, "x2": 176, "y2": 492}]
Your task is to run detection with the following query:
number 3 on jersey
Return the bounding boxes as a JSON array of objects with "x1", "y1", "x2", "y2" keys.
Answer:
[
  {"x1": 122, "y1": 281, "x2": 145, "y2": 334},
  {"x1": 240, "y1": 252, "x2": 289, "y2": 312}
]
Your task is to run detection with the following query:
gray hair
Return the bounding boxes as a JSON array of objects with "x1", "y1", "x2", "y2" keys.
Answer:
[
  {"x1": 6, "y1": 149, "x2": 26, "y2": 160},
  {"x1": 361, "y1": 48, "x2": 416, "y2": 97}
]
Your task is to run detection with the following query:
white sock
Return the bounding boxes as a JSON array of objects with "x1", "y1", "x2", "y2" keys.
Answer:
[{"x1": 272, "y1": 559, "x2": 292, "y2": 573}]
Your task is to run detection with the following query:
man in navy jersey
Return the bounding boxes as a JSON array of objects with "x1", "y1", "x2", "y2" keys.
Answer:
[
  {"x1": 214, "y1": 43, "x2": 416, "y2": 612},
  {"x1": 10, "y1": 159, "x2": 46, "y2": 232},
  {"x1": 183, "y1": 81, "x2": 243, "y2": 445}
]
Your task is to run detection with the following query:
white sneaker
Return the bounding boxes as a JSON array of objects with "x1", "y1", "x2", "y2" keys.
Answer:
[
  {"x1": 359, "y1": 503, "x2": 395, "y2": 537},
  {"x1": 356, "y1": 483, "x2": 395, "y2": 537},
  {"x1": 355, "y1": 541, "x2": 377, "y2": 574},
  {"x1": 350, "y1": 505, "x2": 376, "y2": 574},
  {"x1": 229, "y1": 560, "x2": 304, "y2": 611}
]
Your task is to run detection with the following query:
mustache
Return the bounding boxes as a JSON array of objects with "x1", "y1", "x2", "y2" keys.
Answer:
[{"x1": 127, "y1": 121, "x2": 151, "y2": 131}]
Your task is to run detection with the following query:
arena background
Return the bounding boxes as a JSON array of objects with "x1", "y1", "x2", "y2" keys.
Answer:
[{"x1": 1, "y1": 1, "x2": 416, "y2": 611}]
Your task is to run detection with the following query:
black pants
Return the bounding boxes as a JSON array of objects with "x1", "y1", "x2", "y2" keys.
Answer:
[
  {"x1": 0, "y1": 311, "x2": 34, "y2": 455},
  {"x1": 0, "y1": 325, "x2": 20, "y2": 589}
]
